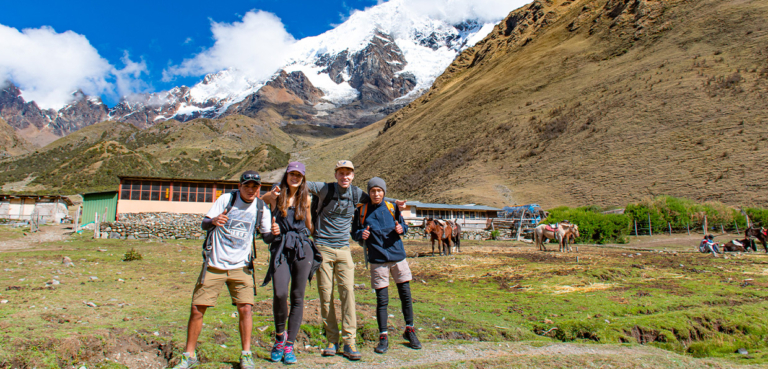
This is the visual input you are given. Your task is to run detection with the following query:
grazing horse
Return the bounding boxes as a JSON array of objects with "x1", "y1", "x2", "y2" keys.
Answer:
[
  {"x1": 560, "y1": 224, "x2": 580, "y2": 252},
  {"x1": 424, "y1": 218, "x2": 451, "y2": 256},
  {"x1": 447, "y1": 220, "x2": 461, "y2": 253},
  {"x1": 745, "y1": 226, "x2": 768, "y2": 252},
  {"x1": 533, "y1": 222, "x2": 572, "y2": 252}
]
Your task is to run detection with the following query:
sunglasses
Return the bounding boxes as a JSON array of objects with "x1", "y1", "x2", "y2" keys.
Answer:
[{"x1": 240, "y1": 173, "x2": 261, "y2": 184}]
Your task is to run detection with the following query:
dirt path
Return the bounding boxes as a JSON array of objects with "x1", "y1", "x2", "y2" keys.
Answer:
[
  {"x1": 0, "y1": 223, "x2": 72, "y2": 252},
  {"x1": 238, "y1": 341, "x2": 743, "y2": 369}
]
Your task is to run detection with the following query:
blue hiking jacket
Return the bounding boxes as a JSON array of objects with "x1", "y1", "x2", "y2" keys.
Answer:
[{"x1": 352, "y1": 201, "x2": 408, "y2": 264}]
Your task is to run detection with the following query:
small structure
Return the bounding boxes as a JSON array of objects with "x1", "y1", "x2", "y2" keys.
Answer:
[
  {"x1": 402, "y1": 201, "x2": 502, "y2": 229},
  {"x1": 0, "y1": 194, "x2": 73, "y2": 223},
  {"x1": 81, "y1": 191, "x2": 119, "y2": 224}
]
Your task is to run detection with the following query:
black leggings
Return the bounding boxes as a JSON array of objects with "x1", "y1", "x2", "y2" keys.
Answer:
[
  {"x1": 272, "y1": 242, "x2": 313, "y2": 342},
  {"x1": 375, "y1": 282, "x2": 413, "y2": 333}
]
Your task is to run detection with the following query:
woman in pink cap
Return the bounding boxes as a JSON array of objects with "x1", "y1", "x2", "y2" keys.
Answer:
[{"x1": 261, "y1": 161, "x2": 322, "y2": 364}]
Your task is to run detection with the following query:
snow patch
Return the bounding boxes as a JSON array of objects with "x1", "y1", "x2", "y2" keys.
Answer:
[{"x1": 284, "y1": 64, "x2": 359, "y2": 106}]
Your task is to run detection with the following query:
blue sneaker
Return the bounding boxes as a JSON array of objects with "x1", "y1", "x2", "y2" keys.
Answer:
[
  {"x1": 321, "y1": 342, "x2": 339, "y2": 357},
  {"x1": 270, "y1": 334, "x2": 286, "y2": 362},
  {"x1": 283, "y1": 343, "x2": 297, "y2": 364},
  {"x1": 343, "y1": 343, "x2": 362, "y2": 361}
]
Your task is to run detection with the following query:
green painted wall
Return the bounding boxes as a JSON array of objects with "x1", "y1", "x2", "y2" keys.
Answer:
[{"x1": 81, "y1": 192, "x2": 118, "y2": 224}]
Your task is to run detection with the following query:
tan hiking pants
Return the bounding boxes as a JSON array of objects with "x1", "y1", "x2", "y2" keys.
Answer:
[{"x1": 316, "y1": 245, "x2": 357, "y2": 345}]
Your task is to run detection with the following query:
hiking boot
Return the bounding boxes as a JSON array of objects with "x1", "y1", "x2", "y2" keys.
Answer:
[
  {"x1": 403, "y1": 326, "x2": 422, "y2": 349},
  {"x1": 321, "y1": 342, "x2": 339, "y2": 357},
  {"x1": 374, "y1": 334, "x2": 389, "y2": 354},
  {"x1": 171, "y1": 352, "x2": 198, "y2": 369},
  {"x1": 240, "y1": 352, "x2": 255, "y2": 369},
  {"x1": 342, "y1": 343, "x2": 362, "y2": 360},
  {"x1": 270, "y1": 334, "x2": 286, "y2": 362},
  {"x1": 283, "y1": 343, "x2": 297, "y2": 365}
]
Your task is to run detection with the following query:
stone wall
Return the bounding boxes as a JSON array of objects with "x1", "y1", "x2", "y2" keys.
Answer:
[
  {"x1": 100, "y1": 212, "x2": 206, "y2": 240},
  {"x1": 100, "y1": 213, "x2": 509, "y2": 241},
  {"x1": 401, "y1": 226, "x2": 504, "y2": 240}
]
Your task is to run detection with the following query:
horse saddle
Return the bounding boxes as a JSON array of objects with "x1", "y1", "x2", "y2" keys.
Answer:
[
  {"x1": 732, "y1": 240, "x2": 743, "y2": 247},
  {"x1": 545, "y1": 224, "x2": 558, "y2": 232}
]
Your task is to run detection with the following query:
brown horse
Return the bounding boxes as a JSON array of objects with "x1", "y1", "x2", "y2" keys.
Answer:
[
  {"x1": 722, "y1": 238, "x2": 755, "y2": 252},
  {"x1": 424, "y1": 218, "x2": 451, "y2": 256},
  {"x1": 745, "y1": 226, "x2": 768, "y2": 252}
]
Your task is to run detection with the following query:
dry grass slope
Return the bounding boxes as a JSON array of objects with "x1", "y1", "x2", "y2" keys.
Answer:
[
  {"x1": 353, "y1": 0, "x2": 768, "y2": 208},
  {"x1": 0, "y1": 118, "x2": 33, "y2": 157}
]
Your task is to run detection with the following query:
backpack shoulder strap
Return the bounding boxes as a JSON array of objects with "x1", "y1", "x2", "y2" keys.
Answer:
[
  {"x1": 360, "y1": 203, "x2": 369, "y2": 226},
  {"x1": 318, "y1": 182, "x2": 335, "y2": 214},
  {"x1": 352, "y1": 185, "x2": 360, "y2": 205},
  {"x1": 385, "y1": 201, "x2": 397, "y2": 221},
  {"x1": 254, "y1": 198, "x2": 264, "y2": 234},
  {"x1": 226, "y1": 190, "x2": 239, "y2": 214}
]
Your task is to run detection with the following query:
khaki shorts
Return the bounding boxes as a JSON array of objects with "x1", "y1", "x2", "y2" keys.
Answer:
[
  {"x1": 192, "y1": 266, "x2": 254, "y2": 306},
  {"x1": 370, "y1": 259, "x2": 412, "y2": 289}
]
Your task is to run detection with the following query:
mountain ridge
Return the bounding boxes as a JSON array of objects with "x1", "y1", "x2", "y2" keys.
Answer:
[{"x1": 352, "y1": 0, "x2": 768, "y2": 208}]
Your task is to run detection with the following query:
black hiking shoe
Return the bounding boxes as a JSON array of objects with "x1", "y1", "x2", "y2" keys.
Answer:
[
  {"x1": 374, "y1": 334, "x2": 389, "y2": 354},
  {"x1": 403, "y1": 326, "x2": 422, "y2": 349}
]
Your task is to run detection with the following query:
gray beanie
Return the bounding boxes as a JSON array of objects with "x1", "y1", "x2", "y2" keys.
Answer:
[{"x1": 367, "y1": 177, "x2": 386, "y2": 194}]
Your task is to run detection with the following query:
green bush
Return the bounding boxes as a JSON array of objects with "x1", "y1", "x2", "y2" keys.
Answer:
[
  {"x1": 123, "y1": 248, "x2": 143, "y2": 261},
  {"x1": 546, "y1": 206, "x2": 631, "y2": 244},
  {"x1": 490, "y1": 230, "x2": 500, "y2": 240},
  {"x1": 625, "y1": 196, "x2": 751, "y2": 233}
]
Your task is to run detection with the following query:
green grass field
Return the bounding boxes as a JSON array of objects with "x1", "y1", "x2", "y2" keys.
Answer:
[{"x1": 0, "y1": 229, "x2": 765, "y2": 368}]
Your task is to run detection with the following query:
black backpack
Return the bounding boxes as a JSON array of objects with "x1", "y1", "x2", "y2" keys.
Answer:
[{"x1": 310, "y1": 183, "x2": 359, "y2": 236}]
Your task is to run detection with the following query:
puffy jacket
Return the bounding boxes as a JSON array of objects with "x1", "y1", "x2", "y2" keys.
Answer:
[{"x1": 352, "y1": 201, "x2": 408, "y2": 264}]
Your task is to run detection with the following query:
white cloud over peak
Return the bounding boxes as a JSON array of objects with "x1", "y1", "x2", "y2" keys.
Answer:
[
  {"x1": 0, "y1": 24, "x2": 112, "y2": 110},
  {"x1": 0, "y1": 24, "x2": 150, "y2": 110},
  {"x1": 403, "y1": 0, "x2": 526, "y2": 24},
  {"x1": 163, "y1": 11, "x2": 296, "y2": 83}
]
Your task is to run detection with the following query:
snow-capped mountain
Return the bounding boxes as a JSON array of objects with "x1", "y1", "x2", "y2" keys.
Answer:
[{"x1": 1, "y1": 0, "x2": 504, "y2": 144}]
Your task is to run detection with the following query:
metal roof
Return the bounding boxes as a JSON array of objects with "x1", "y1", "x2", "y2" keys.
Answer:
[
  {"x1": 0, "y1": 194, "x2": 74, "y2": 206},
  {"x1": 406, "y1": 201, "x2": 501, "y2": 211},
  {"x1": 118, "y1": 175, "x2": 274, "y2": 186}
]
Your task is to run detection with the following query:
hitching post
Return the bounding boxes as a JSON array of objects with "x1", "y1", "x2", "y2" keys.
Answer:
[{"x1": 648, "y1": 214, "x2": 652, "y2": 236}]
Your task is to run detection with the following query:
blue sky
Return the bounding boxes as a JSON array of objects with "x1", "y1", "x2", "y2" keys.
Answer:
[{"x1": 0, "y1": 0, "x2": 379, "y2": 107}]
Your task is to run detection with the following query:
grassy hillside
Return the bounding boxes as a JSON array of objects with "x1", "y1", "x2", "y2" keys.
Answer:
[
  {"x1": 0, "y1": 115, "x2": 292, "y2": 193},
  {"x1": 354, "y1": 0, "x2": 768, "y2": 208},
  {"x1": 293, "y1": 120, "x2": 384, "y2": 182},
  {"x1": 0, "y1": 118, "x2": 33, "y2": 157}
]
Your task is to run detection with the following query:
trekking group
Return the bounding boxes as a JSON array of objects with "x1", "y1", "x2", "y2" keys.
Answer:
[{"x1": 172, "y1": 160, "x2": 421, "y2": 368}]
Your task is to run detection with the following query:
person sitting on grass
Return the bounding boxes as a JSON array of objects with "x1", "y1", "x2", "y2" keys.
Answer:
[
  {"x1": 172, "y1": 171, "x2": 271, "y2": 369},
  {"x1": 699, "y1": 234, "x2": 721, "y2": 256},
  {"x1": 352, "y1": 177, "x2": 421, "y2": 354},
  {"x1": 260, "y1": 162, "x2": 322, "y2": 365}
]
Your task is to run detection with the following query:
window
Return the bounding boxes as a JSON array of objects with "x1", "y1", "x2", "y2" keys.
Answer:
[
  {"x1": 161, "y1": 183, "x2": 171, "y2": 201},
  {"x1": 120, "y1": 181, "x2": 132, "y2": 199}
]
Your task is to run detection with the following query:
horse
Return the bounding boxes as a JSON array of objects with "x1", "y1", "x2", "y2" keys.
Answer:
[
  {"x1": 447, "y1": 220, "x2": 461, "y2": 253},
  {"x1": 424, "y1": 218, "x2": 451, "y2": 256},
  {"x1": 560, "y1": 224, "x2": 580, "y2": 252},
  {"x1": 722, "y1": 238, "x2": 754, "y2": 252},
  {"x1": 745, "y1": 226, "x2": 768, "y2": 252},
  {"x1": 533, "y1": 222, "x2": 571, "y2": 252}
]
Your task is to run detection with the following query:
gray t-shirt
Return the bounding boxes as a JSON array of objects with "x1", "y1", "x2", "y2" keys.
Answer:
[{"x1": 308, "y1": 181, "x2": 369, "y2": 248}]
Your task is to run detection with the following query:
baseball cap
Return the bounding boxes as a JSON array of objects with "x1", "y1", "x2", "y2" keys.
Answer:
[
  {"x1": 286, "y1": 161, "x2": 306, "y2": 175},
  {"x1": 335, "y1": 160, "x2": 354, "y2": 171},
  {"x1": 240, "y1": 170, "x2": 261, "y2": 184}
]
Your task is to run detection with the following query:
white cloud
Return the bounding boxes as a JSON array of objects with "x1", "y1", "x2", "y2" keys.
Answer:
[
  {"x1": 113, "y1": 51, "x2": 150, "y2": 99},
  {"x1": 402, "y1": 0, "x2": 526, "y2": 24},
  {"x1": 0, "y1": 24, "x2": 112, "y2": 110},
  {"x1": 163, "y1": 10, "x2": 296, "y2": 83},
  {"x1": 0, "y1": 24, "x2": 151, "y2": 110}
]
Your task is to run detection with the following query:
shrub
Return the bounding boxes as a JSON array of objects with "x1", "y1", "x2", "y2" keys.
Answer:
[
  {"x1": 123, "y1": 248, "x2": 143, "y2": 261},
  {"x1": 490, "y1": 230, "x2": 500, "y2": 240},
  {"x1": 625, "y1": 196, "x2": 750, "y2": 233},
  {"x1": 546, "y1": 206, "x2": 631, "y2": 244}
]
